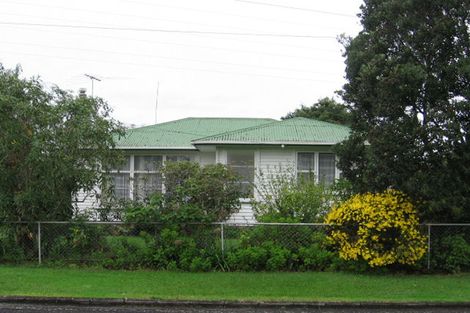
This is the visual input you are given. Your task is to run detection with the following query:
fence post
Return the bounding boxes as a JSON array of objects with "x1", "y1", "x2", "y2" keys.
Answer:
[
  {"x1": 427, "y1": 224, "x2": 431, "y2": 270},
  {"x1": 37, "y1": 222, "x2": 42, "y2": 265},
  {"x1": 220, "y1": 223, "x2": 225, "y2": 254}
]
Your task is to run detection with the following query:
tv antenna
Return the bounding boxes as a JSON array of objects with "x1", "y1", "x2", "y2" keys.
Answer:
[{"x1": 84, "y1": 74, "x2": 101, "y2": 97}]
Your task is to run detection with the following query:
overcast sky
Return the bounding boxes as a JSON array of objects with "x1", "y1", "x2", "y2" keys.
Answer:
[{"x1": 0, "y1": 0, "x2": 363, "y2": 127}]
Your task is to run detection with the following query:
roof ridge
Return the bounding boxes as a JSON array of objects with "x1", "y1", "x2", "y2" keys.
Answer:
[
  {"x1": 126, "y1": 117, "x2": 276, "y2": 132},
  {"x1": 125, "y1": 117, "x2": 193, "y2": 132},
  {"x1": 191, "y1": 117, "x2": 347, "y2": 143},
  {"x1": 285, "y1": 116, "x2": 350, "y2": 129},
  {"x1": 192, "y1": 119, "x2": 282, "y2": 142}
]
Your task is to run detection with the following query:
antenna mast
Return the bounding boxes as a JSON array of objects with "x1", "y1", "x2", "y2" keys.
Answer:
[{"x1": 84, "y1": 74, "x2": 101, "y2": 97}]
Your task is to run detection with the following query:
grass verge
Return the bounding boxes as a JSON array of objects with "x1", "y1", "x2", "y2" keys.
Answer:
[{"x1": 0, "y1": 266, "x2": 469, "y2": 302}]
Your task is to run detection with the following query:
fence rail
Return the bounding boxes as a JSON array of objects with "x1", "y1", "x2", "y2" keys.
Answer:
[{"x1": 1, "y1": 221, "x2": 469, "y2": 272}]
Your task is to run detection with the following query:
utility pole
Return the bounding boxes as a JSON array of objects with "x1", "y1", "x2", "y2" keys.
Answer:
[
  {"x1": 155, "y1": 81, "x2": 160, "y2": 124},
  {"x1": 84, "y1": 74, "x2": 101, "y2": 97}
]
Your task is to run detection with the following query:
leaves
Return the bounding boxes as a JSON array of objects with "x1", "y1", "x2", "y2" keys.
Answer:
[
  {"x1": 0, "y1": 64, "x2": 124, "y2": 221},
  {"x1": 338, "y1": 0, "x2": 470, "y2": 221}
]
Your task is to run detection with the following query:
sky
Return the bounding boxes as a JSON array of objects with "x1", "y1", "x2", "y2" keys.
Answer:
[{"x1": 0, "y1": 0, "x2": 364, "y2": 127}]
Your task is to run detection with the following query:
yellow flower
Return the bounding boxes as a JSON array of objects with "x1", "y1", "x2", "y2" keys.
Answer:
[{"x1": 325, "y1": 189, "x2": 426, "y2": 267}]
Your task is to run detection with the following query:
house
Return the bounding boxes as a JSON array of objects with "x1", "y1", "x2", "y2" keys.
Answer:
[{"x1": 74, "y1": 117, "x2": 350, "y2": 223}]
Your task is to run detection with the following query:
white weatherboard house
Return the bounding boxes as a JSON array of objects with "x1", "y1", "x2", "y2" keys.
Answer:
[{"x1": 74, "y1": 117, "x2": 350, "y2": 223}]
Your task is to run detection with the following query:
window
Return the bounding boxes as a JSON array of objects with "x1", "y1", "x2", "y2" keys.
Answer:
[
  {"x1": 133, "y1": 173, "x2": 162, "y2": 200},
  {"x1": 297, "y1": 152, "x2": 315, "y2": 182},
  {"x1": 297, "y1": 152, "x2": 337, "y2": 185},
  {"x1": 319, "y1": 153, "x2": 336, "y2": 185},
  {"x1": 133, "y1": 156, "x2": 163, "y2": 201},
  {"x1": 107, "y1": 155, "x2": 131, "y2": 200},
  {"x1": 166, "y1": 155, "x2": 190, "y2": 162},
  {"x1": 227, "y1": 151, "x2": 254, "y2": 197},
  {"x1": 106, "y1": 154, "x2": 193, "y2": 201},
  {"x1": 109, "y1": 173, "x2": 130, "y2": 200},
  {"x1": 134, "y1": 155, "x2": 162, "y2": 171}
]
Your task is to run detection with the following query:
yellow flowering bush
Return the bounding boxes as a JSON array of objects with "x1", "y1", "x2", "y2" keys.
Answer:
[{"x1": 325, "y1": 190, "x2": 426, "y2": 267}]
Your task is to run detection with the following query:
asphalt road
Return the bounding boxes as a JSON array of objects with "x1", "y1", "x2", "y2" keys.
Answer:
[{"x1": 1, "y1": 303, "x2": 470, "y2": 313}]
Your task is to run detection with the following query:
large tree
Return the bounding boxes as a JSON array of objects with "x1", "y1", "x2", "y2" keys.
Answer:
[
  {"x1": 0, "y1": 65, "x2": 124, "y2": 221},
  {"x1": 337, "y1": 0, "x2": 470, "y2": 221},
  {"x1": 283, "y1": 97, "x2": 352, "y2": 125}
]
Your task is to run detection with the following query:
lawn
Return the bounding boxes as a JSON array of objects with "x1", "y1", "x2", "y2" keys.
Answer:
[{"x1": 0, "y1": 266, "x2": 469, "y2": 302}]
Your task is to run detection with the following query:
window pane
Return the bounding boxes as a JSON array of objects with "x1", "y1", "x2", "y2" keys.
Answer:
[
  {"x1": 319, "y1": 153, "x2": 336, "y2": 185},
  {"x1": 297, "y1": 153, "x2": 315, "y2": 171},
  {"x1": 112, "y1": 156, "x2": 130, "y2": 172},
  {"x1": 227, "y1": 151, "x2": 254, "y2": 197},
  {"x1": 227, "y1": 151, "x2": 254, "y2": 166},
  {"x1": 134, "y1": 156, "x2": 162, "y2": 171},
  {"x1": 166, "y1": 155, "x2": 190, "y2": 162},
  {"x1": 110, "y1": 173, "x2": 130, "y2": 200},
  {"x1": 297, "y1": 172, "x2": 315, "y2": 183},
  {"x1": 133, "y1": 173, "x2": 163, "y2": 201}
]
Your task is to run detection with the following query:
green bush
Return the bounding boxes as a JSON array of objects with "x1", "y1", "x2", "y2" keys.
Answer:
[
  {"x1": 226, "y1": 242, "x2": 293, "y2": 271},
  {"x1": 0, "y1": 225, "x2": 25, "y2": 262},
  {"x1": 253, "y1": 168, "x2": 350, "y2": 223},
  {"x1": 298, "y1": 233, "x2": 338, "y2": 271},
  {"x1": 433, "y1": 234, "x2": 470, "y2": 273},
  {"x1": 162, "y1": 162, "x2": 242, "y2": 222},
  {"x1": 102, "y1": 235, "x2": 153, "y2": 269}
]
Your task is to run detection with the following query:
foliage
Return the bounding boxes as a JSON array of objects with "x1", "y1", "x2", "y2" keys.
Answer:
[
  {"x1": 226, "y1": 242, "x2": 293, "y2": 271},
  {"x1": 283, "y1": 97, "x2": 352, "y2": 126},
  {"x1": 0, "y1": 225, "x2": 25, "y2": 262},
  {"x1": 337, "y1": 0, "x2": 470, "y2": 222},
  {"x1": 297, "y1": 232, "x2": 339, "y2": 271},
  {"x1": 102, "y1": 235, "x2": 153, "y2": 270},
  {"x1": 161, "y1": 161, "x2": 242, "y2": 222},
  {"x1": 253, "y1": 167, "x2": 348, "y2": 223},
  {"x1": 0, "y1": 64, "x2": 124, "y2": 221},
  {"x1": 432, "y1": 234, "x2": 470, "y2": 273},
  {"x1": 325, "y1": 190, "x2": 426, "y2": 267},
  {"x1": 123, "y1": 162, "x2": 241, "y2": 224}
]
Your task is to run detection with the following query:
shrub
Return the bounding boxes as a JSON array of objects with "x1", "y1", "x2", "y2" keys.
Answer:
[
  {"x1": 253, "y1": 167, "x2": 349, "y2": 223},
  {"x1": 0, "y1": 225, "x2": 25, "y2": 262},
  {"x1": 298, "y1": 232, "x2": 338, "y2": 271},
  {"x1": 162, "y1": 162, "x2": 242, "y2": 222},
  {"x1": 433, "y1": 234, "x2": 470, "y2": 273},
  {"x1": 102, "y1": 235, "x2": 153, "y2": 269},
  {"x1": 226, "y1": 242, "x2": 293, "y2": 271},
  {"x1": 325, "y1": 190, "x2": 426, "y2": 267}
]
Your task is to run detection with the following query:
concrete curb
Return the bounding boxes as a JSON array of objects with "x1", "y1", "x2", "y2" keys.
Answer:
[{"x1": 1, "y1": 296, "x2": 470, "y2": 309}]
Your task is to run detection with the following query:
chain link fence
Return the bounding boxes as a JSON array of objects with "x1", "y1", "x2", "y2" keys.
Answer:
[{"x1": 1, "y1": 222, "x2": 470, "y2": 271}]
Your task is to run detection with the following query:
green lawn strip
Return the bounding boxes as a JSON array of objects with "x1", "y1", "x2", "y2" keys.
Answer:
[{"x1": 0, "y1": 266, "x2": 469, "y2": 302}]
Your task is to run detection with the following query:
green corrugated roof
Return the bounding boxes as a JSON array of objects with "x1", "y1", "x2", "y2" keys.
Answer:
[
  {"x1": 115, "y1": 117, "x2": 276, "y2": 149},
  {"x1": 192, "y1": 117, "x2": 350, "y2": 145}
]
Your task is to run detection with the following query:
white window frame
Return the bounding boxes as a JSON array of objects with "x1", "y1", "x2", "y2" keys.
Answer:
[
  {"x1": 295, "y1": 151, "x2": 339, "y2": 184},
  {"x1": 132, "y1": 155, "x2": 164, "y2": 201},
  {"x1": 107, "y1": 153, "x2": 192, "y2": 200}
]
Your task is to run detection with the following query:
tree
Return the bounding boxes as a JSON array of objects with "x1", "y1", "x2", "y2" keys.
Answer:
[
  {"x1": 283, "y1": 97, "x2": 352, "y2": 125},
  {"x1": 337, "y1": 0, "x2": 470, "y2": 221},
  {"x1": 0, "y1": 65, "x2": 124, "y2": 221}
]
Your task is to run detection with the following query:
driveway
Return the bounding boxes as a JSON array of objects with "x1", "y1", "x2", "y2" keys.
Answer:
[{"x1": 1, "y1": 303, "x2": 470, "y2": 313}]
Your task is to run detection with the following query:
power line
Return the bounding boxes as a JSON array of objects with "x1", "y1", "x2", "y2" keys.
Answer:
[
  {"x1": 0, "y1": 49, "x2": 342, "y2": 83},
  {"x1": 0, "y1": 18, "x2": 338, "y2": 51},
  {"x1": 118, "y1": 0, "x2": 340, "y2": 28},
  {"x1": 0, "y1": 21, "x2": 336, "y2": 39},
  {"x1": 2, "y1": 0, "x2": 261, "y2": 34},
  {"x1": 0, "y1": 22, "x2": 341, "y2": 60},
  {"x1": 234, "y1": 0, "x2": 356, "y2": 18},
  {"x1": 1, "y1": 41, "x2": 340, "y2": 75}
]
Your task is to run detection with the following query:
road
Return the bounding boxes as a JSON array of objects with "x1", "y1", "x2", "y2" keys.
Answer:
[{"x1": 1, "y1": 303, "x2": 470, "y2": 313}]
